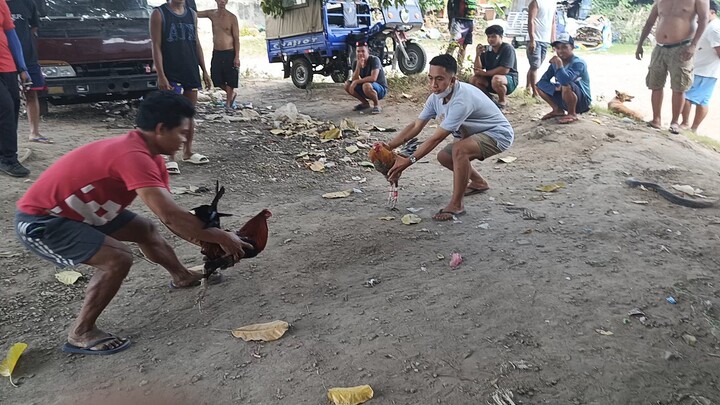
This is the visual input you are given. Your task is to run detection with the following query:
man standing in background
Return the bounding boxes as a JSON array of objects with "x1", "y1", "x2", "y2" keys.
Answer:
[
  {"x1": 681, "y1": 0, "x2": 720, "y2": 133},
  {"x1": 447, "y1": 0, "x2": 477, "y2": 67},
  {"x1": 636, "y1": 0, "x2": 709, "y2": 134},
  {"x1": 8, "y1": 0, "x2": 50, "y2": 144},
  {"x1": 526, "y1": 0, "x2": 556, "y2": 98},
  {"x1": 198, "y1": 0, "x2": 240, "y2": 114}
]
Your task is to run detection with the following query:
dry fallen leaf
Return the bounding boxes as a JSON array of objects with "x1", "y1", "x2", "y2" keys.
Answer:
[
  {"x1": 401, "y1": 214, "x2": 422, "y2": 225},
  {"x1": 323, "y1": 190, "x2": 353, "y2": 199},
  {"x1": 632, "y1": 200, "x2": 649, "y2": 205},
  {"x1": 0, "y1": 251, "x2": 21, "y2": 259},
  {"x1": 401, "y1": 93, "x2": 413, "y2": 99},
  {"x1": 55, "y1": 270, "x2": 83, "y2": 285},
  {"x1": 379, "y1": 216, "x2": 395, "y2": 221},
  {"x1": 497, "y1": 156, "x2": 517, "y2": 164},
  {"x1": 345, "y1": 145, "x2": 360, "y2": 154},
  {"x1": 320, "y1": 127, "x2": 342, "y2": 140},
  {"x1": 327, "y1": 385, "x2": 374, "y2": 405},
  {"x1": 671, "y1": 184, "x2": 701, "y2": 196},
  {"x1": 595, "y1": 329, "x2": 614, "y2": 336},
  {"x1": 0, "y1": 342, "x2": 28, "y2": 387},
  {"x1": 591, "y1": 118, "x2": 604, "y2": 125},
  {"x1": 269, "y1": 129, "x2": 285, "y2": 135},
  {"x1": 232, "y1": 320, "x2": 289, "y2": 342},
  {"x1": 536, "y1": 182, "x2": 566, "y2": 192},
  {"x1": 309, "y1": 161, "x2": 326, "y2": 172},
  {"x1": 359, "y1": 161, "x2": 375, "y2": 168}
]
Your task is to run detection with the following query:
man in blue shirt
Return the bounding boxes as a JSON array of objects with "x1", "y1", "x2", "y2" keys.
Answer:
[{"x1": 536, "y1": 33, "x2": 591, "y2": 124}]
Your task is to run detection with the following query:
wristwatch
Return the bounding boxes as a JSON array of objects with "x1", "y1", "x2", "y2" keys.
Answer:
[{"x1": 409, "y1": 155, "x2": 417, "y2": 164}]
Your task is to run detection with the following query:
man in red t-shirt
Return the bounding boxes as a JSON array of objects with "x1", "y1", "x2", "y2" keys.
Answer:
[
  {"x1": 1, "y1": 0, "x2": 32, "y2": 177},
  {"x1": 15, "y1": 91, "x2": 252, "y2": 355}
]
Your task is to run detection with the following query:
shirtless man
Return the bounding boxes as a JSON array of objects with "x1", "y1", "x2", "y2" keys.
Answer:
[
  {"x1": 198, "y1": 0, "x2": 240, "y2": 113},
  {"x1": 636, "y1": 0, "x2": 710, "y2": 134}
]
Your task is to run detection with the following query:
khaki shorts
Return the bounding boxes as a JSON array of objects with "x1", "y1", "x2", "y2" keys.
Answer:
[
  {"x1": 442, "y1": 133, "x2": 502, "y2": 161},
  {"x1": 646, "y1": 45, "x2": 693, "y2": 91}
]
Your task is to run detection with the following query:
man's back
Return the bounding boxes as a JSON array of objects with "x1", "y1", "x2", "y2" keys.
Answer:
[
  {"x1": 656, "y1": 0, "x2": 701, "y2": 44},
  {"x1": 531, "y1": 0, "x2": 556, "y2": 43}
]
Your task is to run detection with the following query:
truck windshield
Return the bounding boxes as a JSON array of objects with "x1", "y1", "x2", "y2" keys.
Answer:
[{"x1": 37, "y1": 0, "x2": 151, "y2": 19}]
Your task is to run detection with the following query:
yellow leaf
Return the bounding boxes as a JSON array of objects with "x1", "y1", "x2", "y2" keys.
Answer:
[
  {"x1": 496, "y1": 156, "x2": 517, "y2": 163},
  {"x1": 323, "y1": 190, "x2": 352, "y2": 199},
  {"x1": 536, "y1": 182, "x2": 566, "y2": 192},
  {"x1": 345, "y1": 145, "x2": 360, "y2": 154},
  {"x1": 0, "y1": 343, "x2": 28, "y2": 387},
  {"x1": 359, "y1": 161, "x2": 375, "y2": 168},
  {"x1": 595, "y1": 329, "x2": 614, "y2": 336},
  {"x1": 270, "y1": 129, "x2": 285, "y2": 135},
  {"x1": 55, "y1": 270, "x2": 83, "y2": 285},
  {"x1": 327, "y1": 385, "x2": 374, "y2": 405},
  {"x1": 401, "y1": 214, "x2": 422, "y2": 225},
  {"x1": 309, "y1": 161, "x2": 326, "y2": 172},
  {"x1": 320, "y1": 127, "x2": 341, "y2": 140},
  {"x1": 232, "y1": 320, "x2": 289, "y2": 342}
]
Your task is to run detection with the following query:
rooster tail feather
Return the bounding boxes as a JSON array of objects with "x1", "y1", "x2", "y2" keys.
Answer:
[
  {"x1": 210, "y1": 184, "x2": 226, "y2": 210},
  {"x1": 399, "y1": 138, "x2": 419, "y2": 157}
]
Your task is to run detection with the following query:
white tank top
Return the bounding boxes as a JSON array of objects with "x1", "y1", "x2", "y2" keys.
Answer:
[{"x1": 532, "y1": 0, "x2": 557, "y2": 43}]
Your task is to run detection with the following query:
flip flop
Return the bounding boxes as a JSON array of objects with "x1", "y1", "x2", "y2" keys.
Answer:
[
  {"x1": 353, "y1": 103, "x2": 370, "y2": 111},
  {"x1": 464, "y1": 186, "x2": 489, "y2": 196},
  {"x1": 558, "y1": 116, "x2": 579, "y2": 124},
  {"x1": 669, "y1": 123, "x2": 680, "y2": 134},
  {"x1": 165, "y1": 161, "x2": 180, "y2": 175},
  {"x1": 646, "y1": 121, "x2": 662, "y2": 130},
  {"x1": 541, "y1": 112, "x2": 565, "y2": 120},
  {"x1": 62, "y1": 335, "x2": 131, "y2": 356},
  {"x1": 433, "y1": 209, "x2": 466, "y2": 222},
  {"x1": 182, "y1": 153, "x2": 210, "y2": 165},
  {"x1": 29, "y1": 136, "x2": 54, "y2": 144},
  {"x1": 371, "y1": 106, "x2": 382, "y2": 114}
]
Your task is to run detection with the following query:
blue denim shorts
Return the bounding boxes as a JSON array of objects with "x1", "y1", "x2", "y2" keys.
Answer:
[
  {"x1": 355, "y1": 82, "x2": 387, "y2": 100},
  {"x1": 685, "y1": 75, "x2": 717, "y2": 107},
  {"x1": 527, "y1": 42, "x2": 549, "y2": 70},
  {"x1": 15, "y1": 210, "x2": 136, "y2": 268}
]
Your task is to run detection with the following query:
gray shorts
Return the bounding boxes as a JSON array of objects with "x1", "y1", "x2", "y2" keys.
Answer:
[
  {"x1": 15, "y1": 210, "x2": 137, "y2": 268},
  {"x1": 527, "y1": 41, "x2": 549, "y2": 70}
]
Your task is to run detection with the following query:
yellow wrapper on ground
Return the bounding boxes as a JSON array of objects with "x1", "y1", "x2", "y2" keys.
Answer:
[
  {"x1": 231, "y1": 320, "x2": 289, "y2": 342},
  {"x1": 327, "y1": 385, "x2": 374, "y2": 405}
]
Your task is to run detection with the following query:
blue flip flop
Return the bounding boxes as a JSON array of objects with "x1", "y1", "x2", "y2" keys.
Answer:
[{"x1": 62, "y1": 335, "x2": 131, "y2": 355}]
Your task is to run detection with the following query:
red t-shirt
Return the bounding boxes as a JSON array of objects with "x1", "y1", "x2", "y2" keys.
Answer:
[
  {"x1": 0, "y1": 0, "x2": 17, "y2": 73},
  {"x1": 17, "y1": 130, "x2": 170, "y2": 225}
]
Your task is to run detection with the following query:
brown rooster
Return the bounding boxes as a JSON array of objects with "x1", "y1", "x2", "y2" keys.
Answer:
[
  {"x1": 186, "y1": 182, "x2": 271, "y2": 278},
  {"x1": 368, "y1": 138, "x2": 419, "y2": 209}
]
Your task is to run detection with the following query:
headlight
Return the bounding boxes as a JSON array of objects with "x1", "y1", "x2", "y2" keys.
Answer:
[{"x1": 41, "y1": 64, "x2": 77, "y2": 78}]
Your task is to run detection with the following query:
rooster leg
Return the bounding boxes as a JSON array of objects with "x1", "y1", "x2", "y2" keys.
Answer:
[
  {"x1": 386, "y1": 183, "x2": 394, "y2": 207},
  {"x1": 390, "y1": 182, "x2": 399, "y2": 210}
]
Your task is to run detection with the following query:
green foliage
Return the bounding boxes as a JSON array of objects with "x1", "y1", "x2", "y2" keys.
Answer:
[
  {"x1": 591, "y1": 0, "x2": 652, "y2": 44},
  {"x1": 489, "y1": 0, "x2": 512, "y2": 18},
  {"x1": 419, "y1": 0, "x2": 444, "y2": 13}
]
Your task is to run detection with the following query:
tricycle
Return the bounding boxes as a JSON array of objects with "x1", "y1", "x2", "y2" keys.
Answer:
[{"x1": 265, "y1": 0, "x2": 427, "y2": 89}]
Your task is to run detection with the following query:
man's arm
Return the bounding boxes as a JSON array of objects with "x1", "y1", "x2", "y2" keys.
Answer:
[
  {"x1": 477, "y1": 46, "x2": 514, "y2": 77},
  {"x1": 387, "y1": 125, "x2": 450, "y2": 181},
  {"x1": 527, "y1": 0, "x2": 538, "y2": 51},
  {"x1": 196, "y1": 9, "x2": 212, "y2": 18},
  {"x1": 355, "y1": 57, "x2": 381, "y2": 84},
  {"x1": 636, "y1": 4, "x2": 658, "y2": 59},
  {"x1": 551, "y1": 11, "x2": 557, "y2": 42},
  {"x1": 387, "y1": 119, "x2": 430, "y2": 149},
  {"x1": 687, "y1": 0, "x2": 710, "y2": 53},
  {"x1": 554, "y1": 59, "x2": 584, "y2": 85},
  {"x1": 150, "y1": 9, "x2": 170, "y2": 89},
  {"x1": 232, "y1": 14, "x2": 240, "y2": 67},
  {"x1": 136, "y1": 187, "x2": 251, "y2": 256}
]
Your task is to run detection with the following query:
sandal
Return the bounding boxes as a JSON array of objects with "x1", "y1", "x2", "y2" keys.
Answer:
[
  {"x1": 464, "y1": 186, "x2": 489, "y2": 196},
  {"x1": 182, "y1": 153, "x2": 210, "y2": 165},
  {"x1": 669, "y1": 123, "x2": 680, "y2": 134},
  {"x1": 433, "y1": 209, "x2": 466, "y2": 222},
  {"x1": 371, "y1": 106, "x2": 382, "y2": 114},
  {"x1": 541, "y1": 111, "x2": 565, "y2": 120},
  {"x1": 353, "y1": 103, "x2": 370, "y2": 111},
  {"x1": 558, "y1": 116, "x2": 579, "y2": 124},
  {"x1": 62, "y1": 335, "x2": 131, "y2": 356},
  {"x1": 166, "y1": 161, "x2": 180, "y2": 175},
  {"x1": 29, "y1": 136, "x2": 54, "y2": 144}
]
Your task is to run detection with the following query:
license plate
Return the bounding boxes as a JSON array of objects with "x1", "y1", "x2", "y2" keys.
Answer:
[{"x1": 47, "y1": 86, "x2": 63, "y2": 95}]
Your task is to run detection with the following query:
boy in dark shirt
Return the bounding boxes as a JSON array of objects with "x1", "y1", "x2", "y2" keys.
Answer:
[
  {"x1": 343, "y1": 42, "x2": 388, "y2": 114},
  {"x1": 470, "y1": 25, "x2": 518, "y2": 109}
]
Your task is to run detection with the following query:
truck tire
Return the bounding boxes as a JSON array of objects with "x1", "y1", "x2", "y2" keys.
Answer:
[
  {"x1": 398, "y1": 42, "x2": 426, "y2": 76},
  {"x1": 512, "y1": 38, "x2": 520, "y2": 49},
  {"x1": 291, "y1": 58, "x2": 313, "y2": 89}
]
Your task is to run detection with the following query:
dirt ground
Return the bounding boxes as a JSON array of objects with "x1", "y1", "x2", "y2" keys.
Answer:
[{"x1": 1, "y1": 78, "x2": 720, "y2": 405}]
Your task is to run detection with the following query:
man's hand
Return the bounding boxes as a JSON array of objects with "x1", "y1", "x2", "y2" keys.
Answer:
[
  {"x1": 19, "y1": 71, "x2": 31, "y2": 90},
  {"x1": 387, "y1": 155, "x2": 411, "y2": 183},
  {"x1": 203, "y1": 72, "x2": 212, "y2": 90},
  {"x1": 349, "y1": 80, "x2": 361, "y2": 90},
  {"x1": 218, "y1": 231, "x2": 252, "y2": 260},
  {"x1": 158, "y1": 75, "x2": 173, "y2": 91},
  {"x1": 548, "y1": 55, "x2": 562, "y2": 67},
  {"x1": 476, "y1": 44, "x2": 486, "y2": 55},
  {"x1": 234, "y1": 56, "x2": 240, "y2": 69},
  {"x1": 528, "y1": 39, "x2": 536, "y2": 53},
  {"x1": 357, "y1": 56, "x2": 367, "y2": 69},
  {"x1": 681, "y1": 44, "x2": 696, "y2": 61},
  {"x1": 635, "y1": 45, "x2": 644, "y2": 61},
  {"x1": 473, "y1": 67, "x2": 482, "y2": 76}
]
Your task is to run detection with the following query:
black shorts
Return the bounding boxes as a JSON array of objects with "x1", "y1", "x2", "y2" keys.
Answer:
[
  {"x1": 15, "y1": 210, "x2": 137, "y2": 268},
  {"x1": 211, "y1": 49, "x2": 239, "y2": 89}
]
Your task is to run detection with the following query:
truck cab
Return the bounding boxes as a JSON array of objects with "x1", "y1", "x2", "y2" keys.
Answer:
[{"x1": 35, "y1": 0, "x2": 157, "y2": 112}]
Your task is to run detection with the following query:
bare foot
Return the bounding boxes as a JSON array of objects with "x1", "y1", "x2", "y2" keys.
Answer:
[
  {"x1": 541, "y1": 111, "x2": 566, "y2": 120},
  {"x1": 170, "y1": 269, "x2": 204, "y2": 288}
]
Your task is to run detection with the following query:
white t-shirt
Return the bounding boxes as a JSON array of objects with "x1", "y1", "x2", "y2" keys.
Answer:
[
  {"x1": 418, "y1": 82, "x2": 514, "y2": 151},
  {"x1": 694, "y1": 18, "x2": 720, "y2": 79},
  {"x1": 532, "y1": 0, "x2": 557, "y2": 44}
]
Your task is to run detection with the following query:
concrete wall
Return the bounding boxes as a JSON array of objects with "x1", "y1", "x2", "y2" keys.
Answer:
[{"x1": 149, "y1": 0, "x2": 265, "y2": 26}]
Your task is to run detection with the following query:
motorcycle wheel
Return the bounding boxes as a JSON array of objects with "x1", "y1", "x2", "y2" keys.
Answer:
[
  {"x1": 291, "y1": 58, "x2": 313, "y2": 89},
  {"x1": 331, "y1": 70, "x2": 349, "y2": 83},
  {"x1": 398, "y1": 42, "x2": 427, "y2": 75}
]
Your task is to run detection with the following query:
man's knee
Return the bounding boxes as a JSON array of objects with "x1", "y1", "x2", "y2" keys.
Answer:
[
  {"x1": 106, "y1": 245, "x2": 134, "y2": 275},
  {"x1": 438, "y1": 149, "x2": 452, "y2": 165},
  {"x1": 343, "y1": 82, "x2": 352, "y2": 93},
  {"x1": 362, "y1": 82, "x2": 375, "y2": 93},
  {"x1": 491, "y1": 76, "x2": 506, "y2": 89}
]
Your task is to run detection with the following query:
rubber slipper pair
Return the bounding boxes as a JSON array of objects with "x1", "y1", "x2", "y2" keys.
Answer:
[
  {"x1": 669, "y1": 123, "x2": 681, "y2": 134},
  {"x1": 464, "y1": 186, "x2": 489, "y2": 196},
  {"x1": 182, "y1": 153, "x2": 210, "y2": 165},
  {"x1": 62, "y1": 335, "x2": 131, "y2": 355},
  {"x1": 166, "y1": 161, "x2": 180, "y2": 175},
  {"x1": 433, "y1": 209, "x2": 466, "y2": 222},
  {"x1": 29, "y1": 136, "x2": 54, "y2": 144}
]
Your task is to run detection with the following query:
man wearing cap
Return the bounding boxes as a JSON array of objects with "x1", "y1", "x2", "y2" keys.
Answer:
[
  {"x1": 470, "y1": 24, "x2": 518, "y2": 110},
  {"x1": 536, "y1": 33, "x2": 591, "y2": 124},
  {"x1": 680, "y1": 0, "x2": 720, "y2": 133},
  {"x1": 344, "y1": 42, "x2": 388, "y2": 114},
  {"x1": 636, "y1": 0, "x2": 709, "y2": 134}
]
